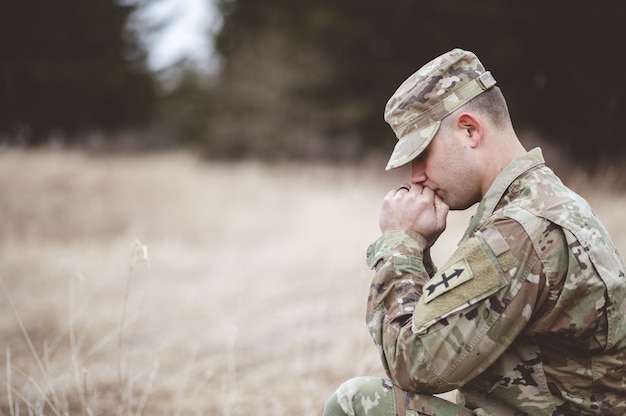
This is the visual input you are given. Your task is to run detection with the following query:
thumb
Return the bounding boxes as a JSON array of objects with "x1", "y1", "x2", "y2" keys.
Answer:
[{"x1": 434, "y1": 195, "x2": 450, "y2": 225}]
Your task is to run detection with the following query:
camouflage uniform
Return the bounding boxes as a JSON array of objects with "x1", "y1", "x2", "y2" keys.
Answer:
[
  {"x1": 357, "y1": 147, "x2": 626, "y2": 415},
  {"x1": 324, "y1": 49, "x2": 626, "y2": 416}
]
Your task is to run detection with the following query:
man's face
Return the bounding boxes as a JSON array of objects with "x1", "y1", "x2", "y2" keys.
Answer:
[{"x1": 409, "y1": 124, "x2": 481, "y2": 211}]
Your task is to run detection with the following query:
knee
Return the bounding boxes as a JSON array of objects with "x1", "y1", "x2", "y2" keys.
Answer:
[{"x1": 323, "y1": 377, "x2": 394, "y2": 416}]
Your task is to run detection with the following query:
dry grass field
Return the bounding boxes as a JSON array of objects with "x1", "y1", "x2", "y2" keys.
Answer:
[{"x1": 0, "y1": 148, "x2": 624, "y2": 415}]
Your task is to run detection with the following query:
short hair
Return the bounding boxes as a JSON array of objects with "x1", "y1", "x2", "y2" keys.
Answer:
[{"x1": 443, "y1": 86, "x2": 512, "y2": 129}]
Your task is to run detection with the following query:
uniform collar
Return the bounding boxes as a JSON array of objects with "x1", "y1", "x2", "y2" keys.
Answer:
[{"x1": 461, "y1": 147, "x2": 545, "y2": 242}]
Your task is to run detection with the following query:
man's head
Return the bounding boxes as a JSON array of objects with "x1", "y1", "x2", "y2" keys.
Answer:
[{"x1": 384, "y1": 48, "x2": 497, "y2": 170}]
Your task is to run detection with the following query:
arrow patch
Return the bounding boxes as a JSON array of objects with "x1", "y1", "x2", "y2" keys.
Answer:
[{"x1": 423, "y1": 259, "x2": 473, "y2": 304}]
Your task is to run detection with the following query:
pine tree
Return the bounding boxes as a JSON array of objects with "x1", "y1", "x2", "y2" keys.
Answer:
[{"x1": 0, "y1": 0, "x2": 156, "y2": 144}]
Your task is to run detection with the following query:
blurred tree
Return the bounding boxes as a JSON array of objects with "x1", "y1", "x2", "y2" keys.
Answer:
[
  {"x1": 209, "y1": 0, "x2": 342, "y2": 160},
  {"x1": 210, "y1": 0, "x2": 626, "y2": 168},
  {"x1": 508, "y1": 0, "x2": 626, "y2": 168},
  {"x1": 0, "y1": 0, "x2": 157, "y2": 144},
  {"x1": 152, "y1": 60, "x2": 215, "y2": 148}
]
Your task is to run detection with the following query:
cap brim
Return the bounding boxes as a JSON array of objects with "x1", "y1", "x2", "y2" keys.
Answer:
[{"x1": 385, "y1": 121, "x2": 441, "y2": 170}]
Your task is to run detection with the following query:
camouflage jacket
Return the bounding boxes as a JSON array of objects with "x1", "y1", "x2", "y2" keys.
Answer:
[{"x1": 366, "y1": 148, "x2": 626, "y2": 415}]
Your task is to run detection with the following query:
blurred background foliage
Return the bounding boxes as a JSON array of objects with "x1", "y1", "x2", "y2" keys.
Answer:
[
  {"x1": 0, "y1": 0, "x2": 156, "y2": 143},
  {"x1": 1, "y1": 0, "x2": 625, "y2": 170}
]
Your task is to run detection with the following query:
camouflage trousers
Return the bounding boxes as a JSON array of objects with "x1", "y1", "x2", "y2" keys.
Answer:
[{"x1": 323, "y1": 377, "x2": 477, "y2": 416}]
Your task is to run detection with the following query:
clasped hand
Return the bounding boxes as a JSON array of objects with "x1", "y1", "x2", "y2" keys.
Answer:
[{"x1": 378, "y1": 184, "x2": 449, "y2": 248}]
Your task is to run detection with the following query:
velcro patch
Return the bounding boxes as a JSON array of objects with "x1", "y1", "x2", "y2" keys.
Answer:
[
  {"x1": 423, "y1": 259, "x2": 473, "y2": 304},
  {"x1": 412, "y1": 235, "x2": 508, "y2": 333}
]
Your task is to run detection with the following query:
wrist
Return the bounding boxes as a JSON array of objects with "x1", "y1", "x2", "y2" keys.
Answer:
[{"x1": 366, "y1": 230, "x2": 428, "y2": 269}]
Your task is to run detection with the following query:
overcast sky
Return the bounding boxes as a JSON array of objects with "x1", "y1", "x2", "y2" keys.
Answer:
[{"x1": 138, "y1": 0, "x2": 220, "y2": 72}]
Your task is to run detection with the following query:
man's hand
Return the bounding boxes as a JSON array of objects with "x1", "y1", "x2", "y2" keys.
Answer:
[{"x1": 379, "y1": 184, "x2": 449, "y2": 247}]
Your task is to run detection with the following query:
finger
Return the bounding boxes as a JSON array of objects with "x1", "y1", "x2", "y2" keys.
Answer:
[
  {"x1": 420, "y1": 185, "x2": 435, "y2": 198},
  {"x1": 391, "y1": 183, "x2": 412, "y2": 196},
  {"x1": 409, "y1": 183, "x2": 423, "y2": 194},
  {"x1": 397, "y1": 183, "x2": 411, "y2": 192},
  {"x1": 433, "y1": 194, "x2": 450, "y2": 220}
]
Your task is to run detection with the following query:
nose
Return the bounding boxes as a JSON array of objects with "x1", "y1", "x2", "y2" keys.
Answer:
[{"x1": 410, "y1": 158, "x2": 427, "y2": 184}]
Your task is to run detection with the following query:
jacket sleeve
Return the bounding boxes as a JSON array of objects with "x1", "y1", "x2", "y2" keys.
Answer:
[{"x1": 365, "y1": 218, "x2": 548, "y2": 394}]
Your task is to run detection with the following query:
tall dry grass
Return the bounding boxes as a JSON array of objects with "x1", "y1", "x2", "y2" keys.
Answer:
[{"x1": 0, "y1": 148, "x2": 624, "y2": 415}]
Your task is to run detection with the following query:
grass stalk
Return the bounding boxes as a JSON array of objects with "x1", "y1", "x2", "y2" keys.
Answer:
[
  {"x1": 222, "y1": 323, "x2": 239, "y2": 416},
  {"x1": 0, "y1": 278, "x2": 64, "y2": 416},
  {"x1": 6, "y1": 346, "x2": 14, "y2": 416},
  {"x1": 135, "y1": 361, "x2": 159, "y2": 416},
  {"x1": 68, "y1": 269, "x2": 91, "y2": 414},
  {"x1": 117, "y1": 239, "x2": 151, "y2": 412}
]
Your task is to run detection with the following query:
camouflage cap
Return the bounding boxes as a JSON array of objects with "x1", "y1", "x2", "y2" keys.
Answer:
[{"x1": 384, "y1": 48, "x2": 496, "y2": 170}]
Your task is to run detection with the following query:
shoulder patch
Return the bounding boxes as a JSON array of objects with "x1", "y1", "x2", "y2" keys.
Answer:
[
  {"x1": 413, "y1": 235, "x2": 508, "y2": 333},
  {"x1": 423, "y1": 259, "x2": 473, "y2": 304}
]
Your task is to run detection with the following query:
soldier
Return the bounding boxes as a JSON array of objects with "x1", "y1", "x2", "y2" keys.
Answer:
[{"x1": 323, "y1": 49, "x2": 626, "y2": 415}]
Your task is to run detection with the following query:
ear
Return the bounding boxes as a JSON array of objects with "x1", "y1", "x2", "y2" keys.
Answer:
[{"x1": 456, "y1": 112, "x2": 482, "y2": 148}]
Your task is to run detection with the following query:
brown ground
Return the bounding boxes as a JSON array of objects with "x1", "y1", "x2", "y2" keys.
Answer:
[{"x1": 0, "y1": 149, "x2": 624, "y2": 415}]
